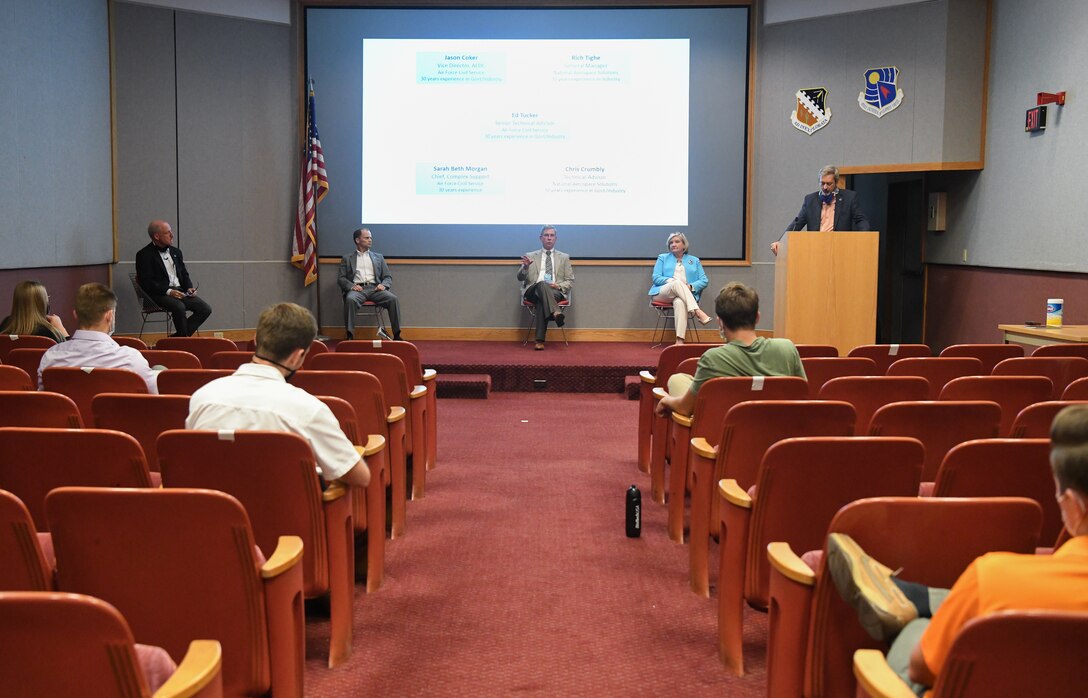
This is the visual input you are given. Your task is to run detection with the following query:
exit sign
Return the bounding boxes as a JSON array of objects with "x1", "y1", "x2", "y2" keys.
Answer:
[{"x1": 1026, "y1": 105, "x2": 1047, "y2": 132}]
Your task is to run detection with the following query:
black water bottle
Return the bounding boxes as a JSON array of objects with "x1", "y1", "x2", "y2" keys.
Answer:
[{"x1": 626, "y1": 485, "x2": 642, "y2": 538}]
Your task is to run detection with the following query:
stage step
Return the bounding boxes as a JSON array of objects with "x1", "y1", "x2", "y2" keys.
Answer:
[
  {"x1": 624, "y1": 375, "x2": 640, "y2": 400},
  {"x1": 437, "y1": 374, "x2": 492, "y2": 399}
]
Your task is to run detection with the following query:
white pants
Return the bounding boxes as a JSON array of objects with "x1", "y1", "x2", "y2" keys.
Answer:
[{"x1": 654, "y1": 279, "x2": 701, "y2": 339}]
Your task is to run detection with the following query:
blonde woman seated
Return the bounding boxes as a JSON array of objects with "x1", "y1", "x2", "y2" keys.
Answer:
[
  {"x1": 648, "y1": 232, "x2": 711, "y2": 343},
  {"x1": 0, "y1": 280, "x2": 68, "y2": 342}
]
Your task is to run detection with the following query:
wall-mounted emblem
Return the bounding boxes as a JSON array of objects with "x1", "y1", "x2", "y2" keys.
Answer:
[
  {"x1": 858, "y1": 67, "x2": 903, "y2": 118},
  {"x1": 790, "y1": 87, "x2": 831, "y2": 135}
]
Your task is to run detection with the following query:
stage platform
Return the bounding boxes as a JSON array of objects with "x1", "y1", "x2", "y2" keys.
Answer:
[{"x1": 413, "y1": 340, "x2": 669, "y2": 394}]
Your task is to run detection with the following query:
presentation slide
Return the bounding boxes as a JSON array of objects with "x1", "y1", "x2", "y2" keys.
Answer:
[
  {"x1": 361, "y1": 39, "x2": 689, "y2": 226},
  {"x1": 306, "y1": 6, "x2": 749, "y2": 260}
]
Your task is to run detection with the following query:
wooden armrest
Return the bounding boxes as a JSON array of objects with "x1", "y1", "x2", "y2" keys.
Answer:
[
  {"x1": 410, "y1": 385, "x2": 426, "y2": 399},
  {"x1": 719, "y1": 479, "x2": 751, "y2": 509},
  {"x1": 691, "y1": 437, "x2": 717, "y2": 460},
  {"x1": 640, "y1": 370, "x2": 656, "y2": 384},
  {"x1": 261, "y1": 535, "x2": 304, "y2": 579},
  {"x1": 322, "y1": 480, "x2": 349, "y2": 502},
  {"x1": 423, "y1": 368, "x2": 437, "y2": 381},
  {"x1": 153, "y1": 639, "x2": 222, "y2": 698},
  {"x1": 767, "y1": 541, "x2": 815, "y2": 586},
  {"x1": 652, "y1": 387, "x2": 668, "y2": 401},
  {"x1": 387, "y1": 406, "x2": 406, "y2": 423},
  {"x1": 359, "y1": 434, "x2": 385, "y2": 457},
  {"x1": 671, "y1": 412, "x2": 692, "y2": 427},
  {"x1": 853, "y1": 649, "x2": 916, "y2": 698}
]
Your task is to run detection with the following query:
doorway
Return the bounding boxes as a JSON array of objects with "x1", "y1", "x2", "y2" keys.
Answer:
[{"x1": 852, "y1": 173, "x2": 927, "y2": 344}]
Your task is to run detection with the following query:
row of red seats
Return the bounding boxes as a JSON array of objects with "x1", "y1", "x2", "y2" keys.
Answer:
[
  {"x1": 640, "y1": 345, "x2": 1088, "y2": 497},
  {"x1": 0, "y1": 386, "x2": 402, "y2": 692},
  {"x1": 0, "y1": 340, "x2": 441, "y2": 693},
  {"x1": 0, "y1": 457, "x2": 307, "y2": 696},
  {"x1": 637, "y1": 344, "x2": 1088, "y2": 695},
  {"x1": 0, "y1": 337, "x2": 439, "y2": 494},
  {"x1": 666, "y1": 402, "x2": 1074, "y2": 695}
]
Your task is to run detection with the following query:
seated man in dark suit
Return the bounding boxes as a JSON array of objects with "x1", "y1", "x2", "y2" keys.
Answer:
[
  {"x1": 771, "y1": 164, "x2": 871, "y2": 255},
  {"x1": 337, "y1": 227, "x2": 401, "y2": 340},
  {"x1": 134, "y1": 220, "x2": 212, "y2": 336}
]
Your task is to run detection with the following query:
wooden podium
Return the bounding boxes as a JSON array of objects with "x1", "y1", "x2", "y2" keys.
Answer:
[{"x1": 773, "y1": 231, "x2": 878, "y2": 356}]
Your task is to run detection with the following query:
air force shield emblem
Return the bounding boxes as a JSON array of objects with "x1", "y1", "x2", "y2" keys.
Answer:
[
  {"x1": 858, "y1": 66, "x2": 904, "y2": 118},
  {"x1": 790, "y1": 87, "x2": 831, "y2": 135}
]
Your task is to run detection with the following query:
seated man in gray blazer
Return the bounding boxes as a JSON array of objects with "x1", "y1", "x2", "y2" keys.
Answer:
[
  {"x1": 338, "y1": 227, "x2": 401, "y2": 340},
  {"x1": 517, "y1": 225, "x2": 574, "y2": 350}
]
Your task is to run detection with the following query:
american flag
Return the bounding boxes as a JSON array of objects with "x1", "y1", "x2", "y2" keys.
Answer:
[{"x1": 292, "y1": 79, "x2": 328, "y2": 286}]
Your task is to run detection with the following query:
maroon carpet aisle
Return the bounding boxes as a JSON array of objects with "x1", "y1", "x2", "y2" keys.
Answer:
[{"x1": 303, "y1": 393, "x2": 768, "y2": 695}]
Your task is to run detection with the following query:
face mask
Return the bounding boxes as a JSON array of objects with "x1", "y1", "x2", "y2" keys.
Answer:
[
  {"x1": 1065, "y1": 492, "x2": 1087, "y2": 535},
  {"x1": 254, "y1": 354, "x2": 300, "y2": 381},
  {"x1": 819, "y1": 190, "x2": 835, "y2": 205}
]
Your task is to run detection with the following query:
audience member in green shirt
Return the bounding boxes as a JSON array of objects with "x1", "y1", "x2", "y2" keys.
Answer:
[{"x1": 655, "y1": 282, "x2": 805, "y2": 417}]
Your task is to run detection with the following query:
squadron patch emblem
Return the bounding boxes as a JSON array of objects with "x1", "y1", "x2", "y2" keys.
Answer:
[
  {"x1": 790, "y1": 87, "x2": 831, "y2": 135},
  {"x1": 858, "y1": 66, "x2": 904, "y2": 118}
]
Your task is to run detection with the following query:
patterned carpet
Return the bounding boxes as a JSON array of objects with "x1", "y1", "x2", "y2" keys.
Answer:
[{"x1": 302, "y1": 393, "x2": 769, "y2": 695}]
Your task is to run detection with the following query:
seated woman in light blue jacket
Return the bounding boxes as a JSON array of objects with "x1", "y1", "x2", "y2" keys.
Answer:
[{"x1": 648, "y1": 232, "x2": 712, "y2": 343}]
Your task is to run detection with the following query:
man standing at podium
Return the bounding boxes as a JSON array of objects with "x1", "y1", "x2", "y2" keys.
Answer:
[{"x1": 771, "y1": 165, "x2": 871, "y2": 255}]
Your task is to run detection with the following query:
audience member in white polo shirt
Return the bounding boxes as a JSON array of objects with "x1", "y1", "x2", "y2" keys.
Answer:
[
  {"x1": 187, "y1": 302, "x2": 370, "y2": 487},
  {"x1": 37, "y1": 282, "x2": 158, "y2": 392}
]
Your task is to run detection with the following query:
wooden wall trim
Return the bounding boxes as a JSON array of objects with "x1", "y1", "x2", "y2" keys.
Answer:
[
  {"x1": 122, "y1": 326, "x2": 772, "y2": 344},
  {"x1": 317, "y1": 257, "x2": 752, "y2": 267},
  {"x1": 743, "y1": 0, "x2": 757, "y2": 264},
  {"x1": 840, "y1": 161, "x2": 983, "y2": 175},
  {"x1": 299, "y1": 0, "x2": 751, "y2": 7},
  {"x1": 108, "y1": 0, "x2": 120, "y2": 264},
  {"x1": 978, "y1": 0, "x2": 992, "y2": 168}
]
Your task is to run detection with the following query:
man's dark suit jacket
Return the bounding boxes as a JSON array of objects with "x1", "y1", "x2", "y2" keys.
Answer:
[
  {"x1": 337, "y1": 251, "x2": 394, "y2": 294},
  {"x1": 135, "y1": 242, "x2": 195, "y2": 296},
  {"x1": 785, "y1": 189, "x2": 871, "y2": 232}
]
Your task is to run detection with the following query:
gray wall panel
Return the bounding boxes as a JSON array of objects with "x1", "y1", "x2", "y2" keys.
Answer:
[
  {"x1": 840, "y1": 4, "x2": 929, "y2": 167},
  {"x1": 908, "y1": 1, "x2": 949, "y2": 164},
  {"x1": 926, "y1": 0, "x2": 1088, "y2": 273},
  {"x1": 242, "y1": 262, "x2": 315, "y2": 329},
  {"x1": 112, "y1": 5, "x2": 300, "y2": 333},
  {"x1": 0, "y1": 0, "x2": 111, "y2": 269},
  {"x1": 175, "y1": 11, "x2": 299, "y2": 263},
  {"x1": 183, "y1": 262, "x2": 245, "y2": 331},
  {"x1": 175, "y1": 12, "x2": 247, "y2": 261},
  {"x1": 941, "y1": 0, "x2": 986, "y2": 162},
  {"x1": 113, "y1": 3, "x2": 178, "y2": 260}
]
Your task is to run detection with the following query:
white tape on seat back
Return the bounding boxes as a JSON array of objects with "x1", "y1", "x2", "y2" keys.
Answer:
[
  {"x1": 217, "y1": 430, "x2": 236, "y2": 442},
  {"x1": 372, "y1": 340, "x2": 382, "y2": 347},
  {"x1": 889, "y1": 344, "x2": 900, "y2": 356},
  {"x1": 81, "y1": 367, "x2": 94, "y2": 374},
  {"x1": 751, "y1": 375, "x2": 765, "y2": 391}
]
